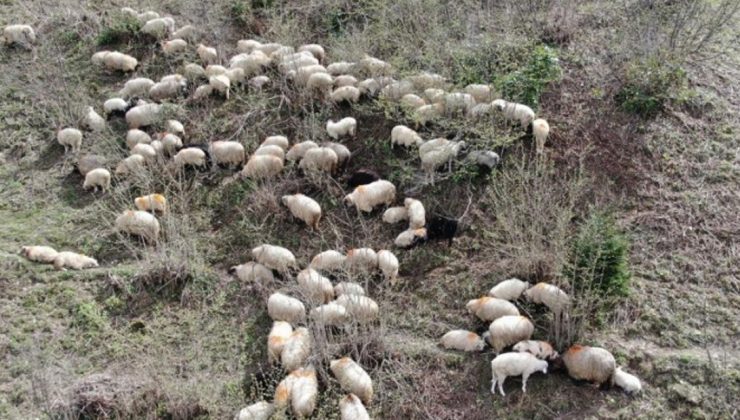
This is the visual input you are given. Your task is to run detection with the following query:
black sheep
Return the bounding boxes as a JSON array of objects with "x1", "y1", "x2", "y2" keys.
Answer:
[
  {"x1": 426, "y1": 215, "x2": 459, "y2": 246},
  {"x1": 347, "y1": 168, "x2": 380, "y2": 189}
]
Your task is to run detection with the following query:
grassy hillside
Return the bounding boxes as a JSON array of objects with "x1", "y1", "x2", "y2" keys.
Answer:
[{"x1": 1, "y1": 0, "x2": 738, "y2": 418}]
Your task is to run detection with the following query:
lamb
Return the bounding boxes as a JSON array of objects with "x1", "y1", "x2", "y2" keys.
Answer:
[
  {"x1": 306, "y1": 72, "x2": 334, "y2": 95},
  {"x1": 267, "y1": 321, "x2": 293, "y2": 363},
  {"x1": 282, "y1": 194, "x2": 322, "y2": 230},
  {"x1": 115, "y1": 154, "x2": 145, "y2": 176},
  {"x1": 401, "y1": 93, "x2": 426, "y2": 109},
  {"x1": 53, "y1": 251, "x2": 99, "y2": 271},
  {"x1": 613, "y1": 367, "x2": 642, "y2": 394},
  {"x1": 382, "y1": 206, "x2": 408, "y2": 224},
  {"x1": 425, "y1": 215, "x2": 459, "y2": 246},
  {"x1": 441, "y1": 330, "x2": 486, "y2": 352},
  {"x1": 184, "y1": 63, "x2": 206, "y2": 80},
  {"x1": 330, "y1": 358, "x2": 373, "y2": 404},
  {"x1": 394, "y1": 228, "x2": 427, "y2": 249},
  {"x1": 290, "y1": 367, "x2": 318, "y2": 417},
  {"x1": 268, "y1": 293, "x2": 306, "y2": 324},
  {"x1": 165, "y1": 120, "x2": 185, "y2": 137},
  {"x1": 310, "y1": 250, "x2": 346, "y2": 272},
  {"x1": 561, "y1": 345, "x2": 616, "y2": 385},
  {"x1": 513, "y1": 340, "x2": 558, "y2": 360},
  {"x1": 391, "y1": 125, "x2": 423, "y2": 148},
  {"x1": 310, "y1": 302, "x2": 349, "y2": 326},
  {"x1": 404, "y1": 198, "x2": 425, "y2": 229},
  {"x1": 252, "y1": 244, "x2": 296, "y2": 271},
  {"x1": 489, "y1": 352, "x2": 548, "y2": 397},
  {"x1": 524, "y1": 282, "x2": 570, "y2": 315},
  {"x1": 119, "y1": 78, "x2": 155, "y2": 97},
  {"x1": 2, "y1": 24, "x2": 36, "y2": 48},
  {"x1": 492, "y1": 99, "x2": 535, "y2": 129},
  {"x1": 326, "y1": 117, "x2": 357, "y2": 140},
  {"x1": 334, "y1": 75, "x2": 358, "y2": 88},
  {"x1": 20, "y1": 246, "x2": 58, "y2": 264},
  {"x1": 466, "y1": 297, "x2": 519, "y2": 322},
  {"x1": 281, "y1": 328, "x2": 312, "y2": 371},
  {"x1": 126, "y1": 103, "x2": 162, "y2": 128},
  {"x1": 172, "y1": 25, "x2": 198, "y2": 41},
  {"x1": 377, "y1": 249, "x2": 399, "y2": 284},
  {"x1": 100, "y1": 51, "x2": 138, "y2": 72},
  {"x1": 327, "y1": 61, "x2": 355, "y2": 75},
  {"x1": 131, "y1": 143, "x2": 158, "y2": 161},
  {"x1": 298, "y1": 44, "x2": 325, "y2": 62},
  {"x1": 469, "y1": 150, "x2": 501, "y2": 174},
  {"x1": 532, "y1": 118, "x2": 550, "y2": 155},
  {"x1": 115, "y1": 210, "x2": 160, "y2": 242},
  {"x1": 237, "y1": 39, "x2": 262, "y2": 54},
  {"x1": 249, "y1": 75, "x2": 270, "y2": 90},
  {"x1": 209, "y1": 141, "x2": 245, "y2": 167},
  {"x1": 57, "y1": 128, "x2": 82, "y2": 152},
  {"x1": 419, "y1": 140, "x2": 467, "y2": 184},
  {"x1": 236, "y1": 401, "x2": 274, "y2": 420},
  {"x1": 485, "y1": 315, "x2": 535, "y2": 353},
  {"x1": 84, "y1": 107, "x2": 106, "y2": 132},
  {"x1": 335, "y1": 295, "x2": 379, "y2": 322},
  {"x1": 344, "y1": 180, "x2": 396, "y2": 212},
  {"x1": 103, "y1": 98, "x2": 131, "y2": 116},
  {"x1": 262, "y1": 135, "x2": 289, "y2": 151},
  {"x1": 334, "y1": 282, "x2": 365, "y2": 297},
  {"x1": 229, "y1": 261, "x2": 275, "y2": 284},
  {"x1": 173, "y1": 147, "x2": 207, "y2": 168},
  {"x1": 344, "y1": 248, "x2": 378, "y2": 271},
  {"x1": 299, "y1": 147, "x2": 338, "y2": 173},
  {"x1": 83, "y1": 168, "x2": 111, "y2": 192},
  {"x1": 241, "y1": 155, "x2": 284, "y2": 179},
  {"x1": 330, "y1": 86, "x2": 361, "y2": 103},
  {"x1": 296, "y1": 268, "x2": 335, "y2": 303},
  {"x1": 347, "y1": 168, "x2": 380, "y2": 189},
  {"x1": 162, "y1": 38, "x2": 188, "y2": 55},
  {"x1": 294, "y1": 65, "x2": 328, "y2": 86},
  {"x1": 197, "y1": 44, "x2": 218, "y2": 64},
  {"x1": 413, "y1": 102, "x2": 444, "y2": 126},
  {"x1": 76, "y1": 155, "x2": 106, "y2": 176},
  {"x1": 140, "y1": 17, "x2": 175, "y2": 38},
  {"x1": 465, "y1": 84, "x2": 493, "y2": 103},
  {"x1": 160, "y1": 133, "x2": 183, "y2": 155},
  {"x1": 488, "y1": 278, "x2": 529, "y2": 301},
  {"x1": 339, "y1": 394, "x2": 370, "y2": 420},
  {"x1": 322, "y1": 142, "x2": 351, "y2": 167},
  {"x1": 134, "y1": 193, "x2": 167, "y2": 214}
]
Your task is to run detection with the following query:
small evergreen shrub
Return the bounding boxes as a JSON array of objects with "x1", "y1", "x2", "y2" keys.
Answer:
[
  {"x1": 616, "y1": 57, "x2": 687, "y2": 118},
  {"x1": 96, "y1": 14, "x2": 141, "y2": 46},
  {"x1": 495, "y1": 45, "x2": 562, "y2": 109}
]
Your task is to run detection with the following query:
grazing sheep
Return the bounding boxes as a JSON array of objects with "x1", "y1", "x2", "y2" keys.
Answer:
[
  {"x1": 57, "y1": 128, "x2": 82, "y2": 152},
  {"x1": 159, "y1": 133, "x2": 182, "y2": 154},
  {"x1": 344, "y1": 180, "x2": 396, "y2": 212},
  {"x1": 101, "y1": 51, "x2": 138, "y2": 72},
  {"x1": 414, "y1": 102, "x2": 445, "y2": 126},
  {"x1": 209, "y1": 141, "x2": 245, "y2": 167},
  {"x1": 76, "y1": 155, "x2": 106, "y2": 176},
  {"x1": 267, "y1": 321, "x2": 293, "y2": 363},
  {"x1": 131, "y1": 143, "x2": 157, "y2": 161},
  {"x1": 53, "y1": 251, "x2": 99, "y2": 271},
  {"x1": 466, "y1": 297, "x2": 519, "y2": 322},
  {"x1": 249, "y1": 75, "x2": 270, "y2": 89},
  {"x1": 425, "y1": 215, "x2": 458, "y2": 246},
  {"x1": 274, "y1": 373, "x2": 296, "y2": 412},
  {"x1": 310, "y1": 250, "x2": 347, "y2": 272},
  {"x1": 358, "y1": 55, "x2": 391, "y2": 76},
  {"x1": 242, "y1": 155, "x2": 284, "y2": 179},
  {"x1": 345, "y1": 248, "x2": 378, "y2": 271},
  {"x1": 268, "y1": 293, "x2": 306, "y2": 324},
  {"x1": 488, "y1": 278, "x2": 529, "y2": 301},
  {"x1": 236, "y1": 401, "x2": 274, "y2": 420},
  {"x1": 330, "y1": 86, "x2": 361, "y2": 103},
  {"x1": 490, "y1": 352, "x2": 548, "y2": 397},
  {"x1": 83, "y1": 168, "x2": 111, "y2": 192},
  {"x1": 465, "y1": 83, "x2": 493, "y2": 103},
  {"x1": 334, "y1": 75, "x2": 358, "y2": 88},
  {"x1": 339, "y1": 394, "x2": 370, "y2": 420},
  {"x1": 184, "y1": 63, "x2": 206, "y2": 80},
  {"x1": 84, "y1": 107, "x2": 106, "y2": 132},
  {"x1": 226, "y1": 67, "x2": 246, "y2": 84},
  {"x1": 296, "y1": 268, "x2": 334, "y2": 303},
  {"x1": 205, "y1": 64, "x2": 227, "y2": 77},
  {"x1": 141, "y1": 17, "x2": 174, "y2": 38},
  {"x1": 562, "y1": 345, "x2": 616, "y2": 385},
  {"x1": 230, "y1": 51, "x2": 271, "y2": 76},
  {"x1": 380, "y1": 80, "x2": 414, "y2": 101},
  {"x1": 404, "y1": 198, "x2": 425, "y2": 229},
  {"x1": 269, "y1": 45, "x2": 296, "y2": 61},
  {"x1": 165, "y1": 120, "x2": 185, "y2": 137},
  {"x1": 252, "y1": 244, "x2": 296, "y2": 271},
  {"x1": 209, "y1": 74, "x2": 231, "y2": 99},
  {"x1": 408, "y1": 72, "x2": 446, "y2": 90},
  {"x1": 281, "y1": 328, "x2": 312, "y2": 371},
  {"x1": 382, "y1": 206, "x2": 408, "y2": 224},
  {"x1": 286, "y1": 141, "x2": 318, "y2": 162},
  {"x1": 327, "y1": 61, "x2": 355, "y2": 75},
  {"x1": 468, "y1": 103, "x2": 493, "y2": 119},
  {"x1": 115, "y1": 154, "x2": 145, "y2": 176},
  {"x1": 119, "y1": 78, "x2": 155, "y2": 97},
  {"x1": 424, "y1": 88, "x2": 446, "y2": 104},
  {"x1": 485, "y1": 315, "x2": 535, "y2": 353},
  {"x1": 333, "y1": 282, "x2": 365, "y2": 297},
  {"x1": 237, "y1": 39, "x2": 262, "y2": 53},
  {"x1": 91, "y1": 50, "x2": 111, "y2": 66},
  {"x1": 2, "y1": 24, "x2": 36, "y2": 48},
  {"x1": 290, "y1": 367, "x2": 318, "y2": 417},
  {"x1": 440, "y1": 330, "x2": 486, "y2": 352},
  {"x1": 254, "y1": 145, "x2": 285, "y2": 160},
  {"x1": 294, "y1": 65, "x2": 327, "y2": 85},
  {"x1": 513, "y1": 340, "x2": 558, "y2": 360},
  {"x1": 335, "y1": 295, "x2": 379, "y2": 322},
  {"x1": 279, "y1": 55, "x2": 319, "y2": 76},
  {"x1": 126, "y1": 103, "x2": 162, "y2": 128},
  {"x1": 492, "y1": 99, "x2": 535, "y2": 129},
  {"x1": 150, "y1": 139, "x2": 164, "y2": 156},
  {"x1": 358, "y1": 78, "x2": 381, "y2": 97},
  {"x1": 524, "y1": 282, "x2": 570, "y2": 314},
  {"x1": 394, "y1": 228, "x2": 427, "y2": 249},
  {"x1": 162, "y1": 38, "x2": 188, "y2": 55},
  {"x1": 197, "y1": 44, "x2": 218, "y2": 64},
  {"x1": 330, "y1": 358, "x2": 373, "y2": 404},
  {"x1": 419, "y1": 139, "x2": 467, "y2": 184},
  {"x1": 310, "y1": 302, "x2": 349, "y2": 326},
  {"x1": 103, "y1": 98, "x2": 131, "y2": 116},
  {"x1": 115, "y1": 210, "x2": 160, "y2": 242},
  {"x1": 298, "y1": 44, "x2": 325, "y2": 61},
  {"x1": 134, "y1": 193, "x2": 167, "y2": 214},
  {"x1": 262, "y1": 135, "x2": 289, "y2": 151},
  {"x1": 391, "y1": 125, "x2": 423, "y2": 148},
  {"x1": 613, "y1": 367, "x2": 642, "y2": 394},
  {"x1": 326, "y1": 117, "x2": 357, "y2": 139},
  {"x1": 229, "y1": 261, "x2": 275, "y2": 284},
  {"x1": 377, "y1": 249, "x2": 399, "y2": 284},
  {"x1": 192, "y1": 84, "x2": 214, "y2": 100},
  {"x1": 401, "y1": 93, "x2": 426, "y2": 109},
  {"x1": 307, "y1": 72, "x2": 334, "y2": 95},
  {"x1": 172, "y1": 25, "x2": 198, "y2": 41},
  {"x1": 20, "y1": 246, "x2": 58, "y2": 264},
  {"x1": 136, "y1": 11, "x2": 160, "y2": 23},
  {"x1": 444, "y1": 92, "x2": 475, "y2": 115},
  {"x1": 532, "y1": 118, "x2": 550, "y2": 155},
  {"x1": 282, "y1": 194, "x2": 322, "y2": 230},
  {"x1": 347, "y1": 168, "x2": 380, "y2": 189},
  {"x1": 469, "y1": 150, "x2": 501, "y2": 174},
  {"x1": 173, "y1": 147, "x2": 207, "y2": 168},
  {"x1": 299, "y1": 147, "x2": 338, "y2": 173}
]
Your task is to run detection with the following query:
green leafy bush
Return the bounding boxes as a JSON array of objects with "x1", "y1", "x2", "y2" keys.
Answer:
[
  {"x1": 495, "y1": 45, "x2": 562, "y2": 109},
  {"x1": 616, "y1": 57, "x2": 687, "y2": 117},
  {"x1": 96, "y1": 14, "x2": 141, "y2": 46}
]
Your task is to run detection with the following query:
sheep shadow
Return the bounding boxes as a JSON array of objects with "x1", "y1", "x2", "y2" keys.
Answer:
[
  {"x1": 35, "y1": 142, "x2": 67, "y2": 171},
  {"x1": 59, "y1": 170, "x2": 98, "y2": 209}
]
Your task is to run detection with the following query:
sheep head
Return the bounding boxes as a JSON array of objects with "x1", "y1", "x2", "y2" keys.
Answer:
[{"x1": 492, "y1": 99, "x2": 506, "y2": 111}]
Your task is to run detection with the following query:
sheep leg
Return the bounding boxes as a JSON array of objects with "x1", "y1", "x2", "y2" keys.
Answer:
[
  {"x1": 522, "y1": 373, "x2": 529, "y2": 393},
  {"x1": 498, "y1": 377, "x2": 506, "y2": 396},
  {"x1": 490, "y1": 378, "x2": 497, "y2": 395}
]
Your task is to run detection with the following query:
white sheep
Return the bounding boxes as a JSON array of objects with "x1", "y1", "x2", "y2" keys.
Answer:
[
  {"x1": 137, "y1": 11, "x2": 160, "y2": 23},
  {"x1": 444, "y1": 92, "x2": 476, "y2": 115},
  {"x1": 613, "y1": 367, "x2": 642, "y2": 394},
  {"x1": 252, "y1": 244, "x2": 296, "y2": 271},
  {"x1": 401, "y1": 93, "x2": 426, "y2": 109},
  {"x1": 492, "y1": 99, "x2": 535, "y2": 129},
  {"x1": 333, "y1": 282, "x2": 365, "y2": 297},
  {"x1": 404, "y1": 198, "x2": 425, "y2": 229},
  {"x1": 334, "y1": 75, "x2": 358, "y2": 88},
  {"x1": 299, "y1": 147, "x2": 338, "y2": 173},
  {"x1": 413, "y1": 102, "x2": 444, "y2": 126},
  {"x1": 380, "y1": 80, "x2": 414, "y2": 101},
  {"x1": 344, "y1": 180, "x2": 396, "y2": 212},
  {"x1": 172, "y1": 25, "x2": 198, "y2": 41},
  {"x1": 282, "y1": 194, "x2": 322, "y2": 230},
  {"x1": 440, "y1": 330, "x2": 486, "y2": 352},
  {"x1": 358, "y1": 55, "x2": 391, "y2": 76},
  {"x1": 269, "y1": 45, "x2": 296, "y2": 61},
  {"x1": 141, "y1": 17, "x2": 174, "y2": 38},
  {"x1": 236, "y1": 401, "x2": 274, "y2": 420},
  {"x1": 331, "y1": 86, "x2": 361, "y2": 103},
  {"x1": 115, "y1": 154, "x2": 145, "y2": 176},
  {"x1": 290, "y1": 367, "x2": 318, "y2": 417},
  {"x1": 268, "y1": 321, "x2": 293, "y2": 363},
  {"x1": 84, "y1": 107, "x2": 106, "y2": 132},
  {"x1": 249, "y1": 75, "x2": 270, "y2": 89},
  {"x1": 165, "y1": 120, "x2": 185, "y2": 137},
  {"x1": 286, "y1": 141, "x2": 319, "y2": 162},
  {"x1": 326, "y1": 117, "x2": 357, "y2": 139},
  {"x1": 382, "y1": 206, "x2": 408, "y2": 224},
  {"x1": 230, "y1": 51, "x2": 271, "y2": 76},
  {"x1": 407, "y1": 72, "x2": 446, "y2": 90},
  {"x1": 131, "y1": 143, "x2": 157, "y2": 161},
  {"x1": 76, "y1": 155, "x2": 106, "y2": 176},
  {"x1": 254, "y1": 145, "x2": 285, "y2": 160},
  {"x1": 391, "y1": 125, "x2": 423, "y2": 148},
  {"x1": 125, "y1": 103, "x2": 162, "y2": 128},
  {"x1": 173, "y1": 147, "x2": 207, "y2": 168},
  {"x1": 92, "y1": 51, "x2": 111, "y2": 66},
  {"x1": 562, "y1": 345, "x2": 616, "y2": 385},
  {"x1": 298, "y1": 44, "x2": 325, "y2": 61},
  {"x1": 358, "y1": 78, "x2": 381, "y2": 97},
  {"x1": 20, "y1": 246, "x2": 58, "y2": 264},
  {"x1": 394, "y1": 228, "x2": 427, "y2": 248},
  {"x1": 268, "y1": 293, "x2": 306, "y2": 324},
  {"x1": 241, "y1": 155, "x2": 283, "y2": 179},
  {"x1": 197, "y1": 43, "x2": 218, "y2": 64},
  {"x1": 296, "y1": 268, "x2": 334, "y2": 303},
  {"x1": 485, "y1": 315, "x2": 534, "y2": 353},
  {"x1": 160, "y1": 133, "x2": 183, "y2": 154},
  {"x1": 532, "y1": 118, "x2": 550, "y2": 155},
  {"x1": 192, "y1": 84, "x2": 214, "y2": 100},
  {"x1": 310, "y1": 302, "x2": 349, "y2": 326},
  {"x1": 57, "y1": 128, "x2": 82, "y2": 153},
  {"x1": 262, "y1": 135, "x2": 289, "y2": 151},
  {"x1": 2, "y1": 24, "x2": 36, "y2": 48},
  {"x1": 150, "y1": 139, "x2": 164, "y2": 156},
  {"x1": 184, "y1": 63, "x2": 206, "y2": 80},
  {"x1": 307, "y1": 72, "x2": 334, "y2": 95},
  {"x1": 205, "y1": 64, "x2": 227, "y2": 77},
  {"x1": 294, "y1": 65, "x2": 327, "y2": 86},
  {"x1": 134, "y1": 193, "x2": 167, "y2": 214},
  {"x1": 119, "y1": 78, "x2": 155, "y2": 98},
  {"x1": 210, "y1": 141, "x2": 245, "y2": 167},
  {"x1": 226, "y1": 67, "x2": 246, "y2": 84},
  {"x1": 339, "y1": 394, "x2": 370, "y2": 420},
  {"x1": 524, "y1": 282, "x2": 570, "y2": 315},
  {"x1": 490, "y1": 352, "x2": 548, "y2": 397},
  {"x1": 424, "y1": 88, "x2": 446, "y2": 104},
  {"x1": 419, "y1": 139, "x2": 467, "y2": 184},
  {"x1": 512, "y1": 340, "x2": 558, "y2": 360},
  {"x1": 281, "y1": 327, "x2": 312, "y2": 371},
  {"x1": 274, "y1": 373, "x2": 295, "y2": 412},
  {"x1": 237, "y1": 39, "x2": 262, "y2": 54},
  {"x1": 209, "y1": 74, "x2": 231, "y2": 99},
  {"x1": 335, "y1": 294, "x2": 379, "y2": 322},
  {"x1": 162, "y1": 38, "x2": 188, "y2": 55},
  {"x1": 465, "y1": 84, "x2": 493, "y2": 103},
  {"x1": 327, "y1": 61, "x2": 355, "y2": 75},
  {"x1": 103, "y1": 98, "x2": 130, "y2": 115},
  {"x1": 466, "y1": 296, "x2": 519, "y2": 322},
  {"x1": 344, "y1": 248, "x2": 378, "y2": 271},
  {"x1": 330, "y1": 358, "x2": 373, "y2": 404},
  {"x1": 53, "y1": 251, "x2": 99, "y2": 270},
  {"x1": 309, "y1": 250, "x2": 346, "y2": 273},
  {"x1": 115, "y1": 210, "x2": 160, "y2": 242},
  {"x1": 488, "y1": 278, "x2": 529, "y2": 301},
  {"x1": 83, "y1": 168, "x2": 111, "y2": 192},
  {"x1": 231, "y1": 261, "x2": 275, "y2": 284},
  {"x1": 377, "y1": 249, "x2": 399, "y2": 284},
  {"x1": 322, "y1": 142, "x2": 351, "y2": 167},
  {"x1": 101, "y1": 51, "x2": 138, "y2": 72}
]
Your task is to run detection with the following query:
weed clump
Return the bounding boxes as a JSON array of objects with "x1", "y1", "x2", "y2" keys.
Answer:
[
  {"x1": 616, "y1": 57, "x2": 687, "y2": 118},
  {"x1": 496, "y1": 45, "x2": 562, "y2": 109},
  {"x1": 96, "y1": 14, "x2": 141, "y2": 46}
]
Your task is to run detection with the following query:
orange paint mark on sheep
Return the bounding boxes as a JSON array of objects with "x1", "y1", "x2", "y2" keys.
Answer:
[
  {"x1": 568, "y1": 344, "x2": 584, "y2": 354},
  {"x1": 466, "y1": 332, "x2": 478, "y2": 341}
]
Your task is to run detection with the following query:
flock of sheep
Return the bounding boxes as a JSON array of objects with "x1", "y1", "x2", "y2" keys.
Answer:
[{"x1": 5, "y1": 6, "x2": 640, "y2": 419}]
